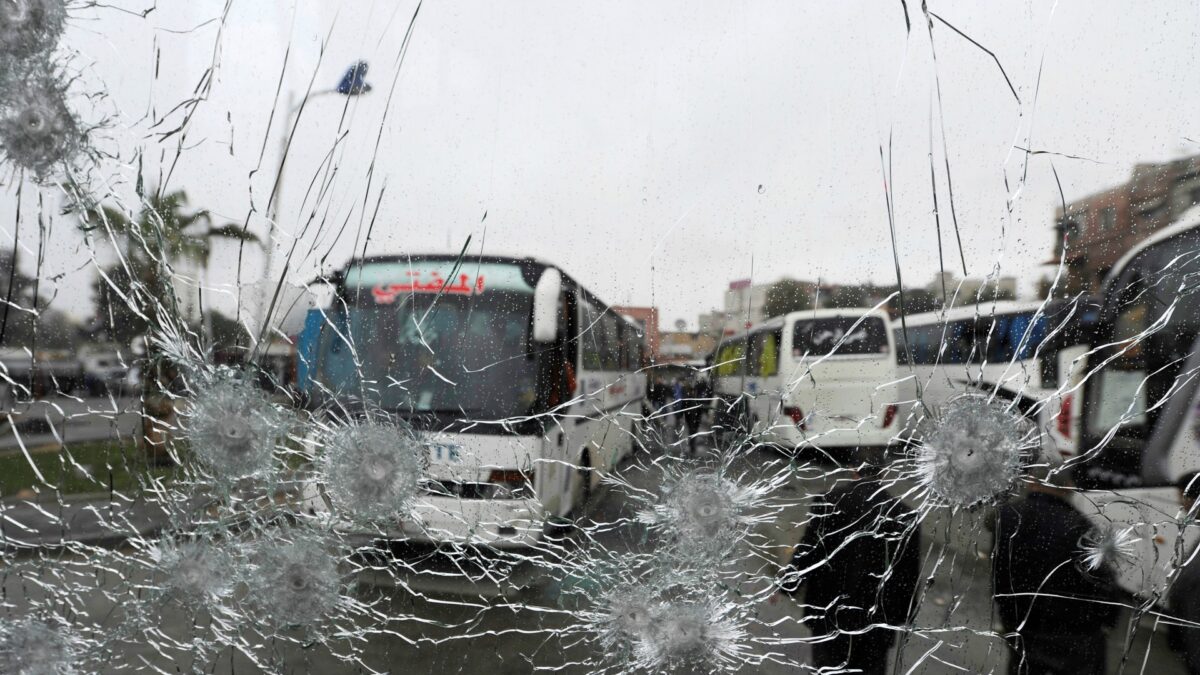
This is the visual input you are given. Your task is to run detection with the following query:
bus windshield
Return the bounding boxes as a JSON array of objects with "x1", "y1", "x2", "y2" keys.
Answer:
[{"x1": 313, "y1": 262, "x2": 540, "y2": 421}]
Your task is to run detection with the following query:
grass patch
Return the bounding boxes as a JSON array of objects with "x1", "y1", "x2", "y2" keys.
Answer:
[{"x1": 0, "y1": 441, "x2": 176, "y2": 497}]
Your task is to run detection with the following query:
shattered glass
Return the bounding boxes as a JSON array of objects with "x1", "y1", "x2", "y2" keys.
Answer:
[{"x1": 4, "y1": 1, "x2": 1200, "y2": 673}]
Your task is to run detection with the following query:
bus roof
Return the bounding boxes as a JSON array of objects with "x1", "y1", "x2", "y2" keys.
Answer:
[
  {"x1": 900, "y1": 300, "x2": 1050, "y2": 327},
  {"x1": 717, "y1": 307, "x2": 889, "y2": 343},
  {"x1": 334, "y1": 253, "x2": 638, "y2": 328},
  {"x1": 342, "y1": 253, "x2": 553, "y2": 277}
]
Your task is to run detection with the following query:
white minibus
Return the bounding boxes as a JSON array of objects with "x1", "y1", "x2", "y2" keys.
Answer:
[
  {"x1": 710, "y1": 308, "x2": 902, "y2": 452},
  {"x1": 894, "y1": 301, "x2": 1084, "y2": 459}
]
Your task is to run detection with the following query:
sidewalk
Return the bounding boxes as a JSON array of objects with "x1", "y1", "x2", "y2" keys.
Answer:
[
  {"x1": 0, "y1": 493, "x2": 207, "y2": 549},
  {"x1": 0, "y1": 394, "x2": 140, "y2": 453}
]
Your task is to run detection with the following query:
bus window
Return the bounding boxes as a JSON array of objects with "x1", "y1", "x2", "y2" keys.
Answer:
[
  {"x1": 314, "y1": 273, "x2": 539, "y2": 419},
  {"x1": 615, "y1": 321, "x2": 629, "y2": 371},
  {"x1": 580, "y1": 299, "x2": 604, "y2": 371},
  {"x1": 793, "y1": 317, "x2": 888, "y2": 357},
  {"x1": 600, "y1": 312, "x2": 621, "y2": 371},
  {"x1": 715, "y1": 339, "x2": 746, "y2": 377},
  {"x1": 750, "y1": 330, "x2": 780, "y2": 377},
  {"x1": 909, "y1": 325, "x2": 940, "y2": 365},
  {"x1": 893, "y1": 328, "x2": 909, "y2": 365},
  {"x1": 978, "y1": 312, "x2": 1049, "y2": 364},
  {"x1": 629, "y1": 331, "x2": 644, "y2": 369},
  {"x1": 942, "y1": 316, "x2": 1002, "y2": 365}
]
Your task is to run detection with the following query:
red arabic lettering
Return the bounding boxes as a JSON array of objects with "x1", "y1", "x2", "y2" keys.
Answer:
[{"x1": 371, "y1": 272, "x2": 486, "y2": 304}]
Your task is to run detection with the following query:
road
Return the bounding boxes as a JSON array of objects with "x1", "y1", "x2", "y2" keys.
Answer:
[
  {"x1": 0, "y1": 425, "x2": 1188, "y2": 674},
  {"x1": 0, "y1": 394, "x2": 141, "y2": 451}
]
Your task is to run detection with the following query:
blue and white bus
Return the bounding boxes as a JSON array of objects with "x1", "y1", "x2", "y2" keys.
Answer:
[
  {"x1": 894, "y1": 300, "x2": 1086, "y2": 460},
  {"x1": 295, "y1": 254, "x2": 646, "y2": 548}
]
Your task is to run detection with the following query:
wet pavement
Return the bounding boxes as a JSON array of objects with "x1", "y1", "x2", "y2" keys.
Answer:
[{"x1": 0, "y1": 426, "x2": 1188, "y2": 673}]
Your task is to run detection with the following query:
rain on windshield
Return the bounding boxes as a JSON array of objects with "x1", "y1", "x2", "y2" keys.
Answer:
[{"x1": 2, "y1": 2, "x2": 1200, "y2": 674}]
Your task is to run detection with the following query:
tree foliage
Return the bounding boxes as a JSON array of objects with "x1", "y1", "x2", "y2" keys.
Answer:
[
  {"x1": 0, "y1": 249, "x2": 77, "y2": 349},
  {"x1": 762, "y1": 278, "x2": 813, "y2": 318},
  {"x1": 84, "y1": 190, "x2": 259, "y2": 347}
]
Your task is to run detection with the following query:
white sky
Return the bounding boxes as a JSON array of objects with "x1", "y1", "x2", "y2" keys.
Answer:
[{"x1": 4, "y1": 0, "x2": 1200, "y2": 330}]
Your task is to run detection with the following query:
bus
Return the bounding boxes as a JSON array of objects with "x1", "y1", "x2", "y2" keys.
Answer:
[
  {"x1": 710, "y1": 308, "x2": 903, "y2": 452},
  {"x1": 1068, "y1": 217, "x2": 1200, "y2": 597},
  {"x1": 295, "y1": 254, "x2": 646, "y2": 548},
  {"x1": 894, "y1": 300, "x2": 1087, "y2": 459}
]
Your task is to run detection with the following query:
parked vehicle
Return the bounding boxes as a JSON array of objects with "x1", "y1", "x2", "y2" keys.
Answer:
[
  {"x1": 296, "y1": 254, "x2": 646, "y2": 548},
  {"x1": 710, "y1": 308, "x2": 902, "y2": 452},
  {"x1": 1067, "y1": 217, "x2": 1200, "y2": 598},
  {"x1": 893, "y1": 300, "x2": 1088, "y2": 459},
  {"x1": 80, "y1": 348, "x2": 130, "y2": 396},
  {"x1": 0, "y1": 348, "x2": 84, "y2": 398}
]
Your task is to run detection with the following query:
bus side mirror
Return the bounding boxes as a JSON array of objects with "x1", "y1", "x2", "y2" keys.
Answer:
[{"x1": 532, "y1": 268, "x2": 562, "y2": 343}]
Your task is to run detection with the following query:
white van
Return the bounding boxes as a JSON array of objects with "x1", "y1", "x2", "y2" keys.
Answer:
[{"x1": 710, "y1": 308, "x2": 902, "y2": 451}]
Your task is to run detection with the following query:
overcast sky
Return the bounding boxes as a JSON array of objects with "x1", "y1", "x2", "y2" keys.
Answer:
[{"x1": 4, "y1": 0, "x2": 1200, "y2": 330}]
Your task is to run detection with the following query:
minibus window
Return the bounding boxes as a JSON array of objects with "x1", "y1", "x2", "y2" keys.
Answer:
[
  {"x1": 792, "y1": 317, "x2": 888, "y2": 357},
  {"x1": 752, "y1": 330, "x2": 780, "y2": 376},
  {"x1": 714, "y1": 340, "x2": 746, "y2": 377}
]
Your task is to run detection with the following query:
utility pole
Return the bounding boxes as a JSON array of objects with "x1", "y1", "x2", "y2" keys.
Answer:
[{"x1": 261, "y1": 61, "x2": 373, "y2": 324}]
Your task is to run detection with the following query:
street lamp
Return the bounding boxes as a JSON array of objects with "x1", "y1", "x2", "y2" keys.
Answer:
[{"x1": 262, "y1": 60, "x2": 372, "y2": 294}]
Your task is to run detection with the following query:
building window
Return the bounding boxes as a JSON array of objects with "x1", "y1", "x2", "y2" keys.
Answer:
[
  {"x1": 1100, "y1": 207, "x2": 1116, "y2": 232},
  {"x1": 1063, "y1": 218, "x2": 1082, "y2": 246}
]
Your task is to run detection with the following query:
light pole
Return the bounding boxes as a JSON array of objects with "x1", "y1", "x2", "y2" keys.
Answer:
[{"x1": 261, "y1": 61, "x2": 372, "y2": 302}]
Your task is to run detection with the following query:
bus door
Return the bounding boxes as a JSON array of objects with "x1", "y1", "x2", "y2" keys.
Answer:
[
  {"x1": 746, "y1": 328, "x2": 782, "y2": 436},
  {"x1": 541, "y1": 287, "x2": 584, "y2": 515}
]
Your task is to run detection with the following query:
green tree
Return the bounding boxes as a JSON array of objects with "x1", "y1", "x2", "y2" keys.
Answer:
[
  {"x1": 826, "y1": 284, "x2": 868, "y2": 309},
  {"x1": 0, "y1": 249, "x2": 46, "y2": 348},
  {"x1": 763, "y1": 278, "x2": 813, "y2": 318},
  {"x1": 85, "y1": 190, "x2": 259, "y2": 346},
  {"x1": 900, "y1": 287, "x2": 939, "y2": 315},
  {"x1": 81, "y1": 190, "x2": 258, "y2": 462},
  {"x1": 89, "y1": 263, "x2": 152, "y2": 347}
]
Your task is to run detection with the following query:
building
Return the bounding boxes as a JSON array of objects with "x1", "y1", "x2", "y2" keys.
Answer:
[
  {"x1": 612, "y1": 305, "x2": 659, "y2": 364},
  {"x1": 697, "y1": 310, "x2": 727, "y2": 339},
  {"x1": 658, "y1": 330, "x2": 718, "y2": 364},
  {"x1": 1050, "y1": 154, "x2": 1200, "y2": 293},
  {"x1": 925, "y1": 272, "x2": 1017, "y2": 308},
  {"x1": 711, "y1": 278, "x2": 818, "y2": 336},
  {"x1": 723, "y1": 278, "x2": 771, "y2": 329}
]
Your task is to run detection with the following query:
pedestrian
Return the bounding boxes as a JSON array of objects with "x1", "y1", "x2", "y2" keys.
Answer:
[
  {"x1": 993, "y1": 468, "x2": 1119, "y2": 675},
  {"x1": 1169, "y1": 472, "x2": 1200, "y2": 674},
  {"x1": 671, "y1": 377, "x2": 685, "y2": 432},
  {"x1": 682, "y1": 379, "x2": 705, "y2": 455},
  {"x1": 777, "y1": 458, "x2": 921, "y2": 675}
]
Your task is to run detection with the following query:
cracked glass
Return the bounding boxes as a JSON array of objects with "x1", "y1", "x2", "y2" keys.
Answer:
[{"x1": 3, "y1": 2, "x2": 1200, "y2": 673}]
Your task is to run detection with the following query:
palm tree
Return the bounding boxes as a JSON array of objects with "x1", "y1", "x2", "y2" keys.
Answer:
[
  {"x1": 88, "y1": 190, "x2": 258, "y2": 303},
  {"x1": 82, "y1": 189, "x2": 259, "y2": 462}
]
